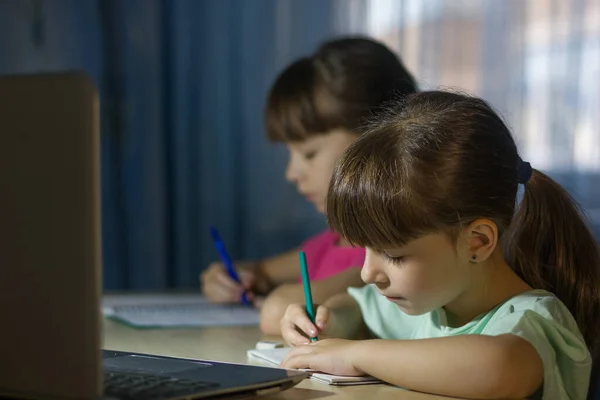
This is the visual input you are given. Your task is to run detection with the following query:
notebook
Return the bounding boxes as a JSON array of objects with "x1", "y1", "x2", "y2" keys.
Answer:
[
  {"x1": 102, "y1": 294, "x2": 260, "y2": 328},
  {"x1": 247, "y1": 347, "x2": 382, "y2": 386}
]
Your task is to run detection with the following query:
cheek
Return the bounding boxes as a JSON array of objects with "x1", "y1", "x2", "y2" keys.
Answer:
[
  {"x1": 388, "y1": 266, "x2": 430, "y2": 295},
  {"x1": 393, "y1": 258, "x2": 452, "y2": 297},
  {"x1": 311, "y1": 157, "x2": 336, "y2": 186},
  {"x1": 419, "y1": 256, "x2": 465, "y2": 295}
]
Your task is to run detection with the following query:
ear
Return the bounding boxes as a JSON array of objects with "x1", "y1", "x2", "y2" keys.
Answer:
[{"x1": 458, "y1": 219, "x2": 499, "y2": 263}]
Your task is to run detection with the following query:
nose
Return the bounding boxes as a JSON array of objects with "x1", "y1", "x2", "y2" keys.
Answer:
[
  {"x1": 361, "y1": 249, "x2": 389, "y2": 285},
  {"x1": 285, "y1": 153, "x2": 303, "y2": 183},
  {"x1": 285, "y1": 162, "x2": 297, "y2": 183}
]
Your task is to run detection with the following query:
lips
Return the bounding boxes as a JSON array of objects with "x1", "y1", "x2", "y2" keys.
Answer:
[{"x1": 384, "y1": 295, "x2": 406, "y2": 302}]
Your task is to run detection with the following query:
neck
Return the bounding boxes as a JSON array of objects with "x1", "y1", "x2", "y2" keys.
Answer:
[{"x1": 443, "y1": 248, "x2": 532, "y2": 327}]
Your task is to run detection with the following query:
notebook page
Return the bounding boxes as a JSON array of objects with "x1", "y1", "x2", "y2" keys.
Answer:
[
  {"x1": 246, "y1": 348, "x2": 382, "y2": 386},
  {"x1": 102, "y1": 293, "x2": 210, "y2": 308},
  {"x1": 246, "y1": 347, "x2": 292, "y2": 366},
  {"x1": 310, "y1": 373, "x2": 382, "y2": 385},
  {"x1": 102, "y1": 294, "x2": 260, "y2": 328}
]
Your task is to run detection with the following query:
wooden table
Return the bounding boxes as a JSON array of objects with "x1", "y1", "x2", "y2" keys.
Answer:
[{"x1": 103, "y1": 317, "x2": 459, "y2": 400}]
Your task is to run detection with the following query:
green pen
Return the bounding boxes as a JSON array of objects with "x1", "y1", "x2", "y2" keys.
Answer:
[{"x1": 299, "y1": 251, "x2": 318, "y2": 342}]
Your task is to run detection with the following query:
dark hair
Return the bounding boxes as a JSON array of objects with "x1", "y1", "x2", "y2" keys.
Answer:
[
  {"x1": 327, "y1": 90, "x2": 600, "y2": 358},
  {"x1": 265, "y1": 37, "x2": 417, "y2": 142}
]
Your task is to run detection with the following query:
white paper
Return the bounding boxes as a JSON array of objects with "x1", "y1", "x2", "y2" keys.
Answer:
[
  {"x1": 246, "y1": 347, "x2": 382, "y2": 386},
  {"x1": 102, "y1": 294, "x2": 260, "y2": 328},
  {"x1": 102, "y1": 293, "x2": 210, "y2": 308}
]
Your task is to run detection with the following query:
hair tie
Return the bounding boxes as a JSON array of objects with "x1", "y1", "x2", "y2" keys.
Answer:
[{"x1": 517, "y1": 156, "x2": 533, "y2": 184}]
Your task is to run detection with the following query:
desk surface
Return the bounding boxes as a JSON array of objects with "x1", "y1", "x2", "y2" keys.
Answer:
[{"x1": 103, "y1": 317, "x2": 459, "y2": 400}]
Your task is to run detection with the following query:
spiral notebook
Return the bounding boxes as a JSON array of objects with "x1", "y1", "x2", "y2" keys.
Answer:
[
  {"x1": 102, "y1": 294, "x2": 260, "y2": 328},
  {"x1": 247, "y1": 347, "x2": 382, "y2": 386}
]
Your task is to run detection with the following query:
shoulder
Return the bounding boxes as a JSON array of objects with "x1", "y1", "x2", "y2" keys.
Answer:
[
  {"x1": 484, "y1": 290, "x2": 591, "y2": 399},
  {"x1": 301, "y1": 230, "x2": 337, "y2": 249},
  {"x1": 491, "y1": 290, "x2": 581, "y2": 331},
  {"x1": 485, "y1": 290, "x2": 584, "y2": 343}
]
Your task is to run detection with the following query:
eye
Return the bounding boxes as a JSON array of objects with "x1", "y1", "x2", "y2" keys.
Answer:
[
  {"x1": 381, "y1": 252, "x2": 405, "y2": 265},
  {"x1": 303, "y1": 151, "x2": 317, "y2": 160}
]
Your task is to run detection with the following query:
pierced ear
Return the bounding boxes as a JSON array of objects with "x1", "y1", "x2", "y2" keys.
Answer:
[{"x1": 460, "y1": 219, "x2": 498, "y2": 263}]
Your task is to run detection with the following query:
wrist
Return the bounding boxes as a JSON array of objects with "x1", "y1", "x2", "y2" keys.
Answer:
[
  {"x1": 251, "y1": 261, "x2": 275, "y2": 294},
  {"x1": 349, "y1": 339, "x2": 372, "y2": 374}
]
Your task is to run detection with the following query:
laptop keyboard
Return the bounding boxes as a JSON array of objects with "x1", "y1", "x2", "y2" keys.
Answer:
[{"x1": 104, "y1": 371, "x2": 219, "y2": 400}]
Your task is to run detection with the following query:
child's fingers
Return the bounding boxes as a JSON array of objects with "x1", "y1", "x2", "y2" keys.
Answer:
[
  {"x1": 238, "y1": 269, "x2": 255, "y2": 289},
  {"x1": 211, "y1": 284, "x2": 245, "y2": 303},
  {"x1": 201, "y1": 263, "x2": 246, "y2": 303},
  {"x1": 315, "y1": 306, "x2": 329, "y2": 330},
  {"x1": 280, "y1": 348, "x2": 313, "y2": 369},
  {"x1": 287, "y1": 304, "x2": 319, "y2": 339},
  {"x1": 214, "y1": 270, "x2": 243, "y2": 292},
  {"x1": 281, "y1": 304, "x2": 319, "y2": 345},
  {"x1": 280, "y1": 319, "x2": 311, "y2": 346}
]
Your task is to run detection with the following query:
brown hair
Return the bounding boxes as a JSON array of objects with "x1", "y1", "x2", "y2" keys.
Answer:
[
  {"x1": 265, "y1": 37, "x2": 417, "y2": 142},
  {"x1": 327, "y1": 91, "x2": 600, "y2": 358}
]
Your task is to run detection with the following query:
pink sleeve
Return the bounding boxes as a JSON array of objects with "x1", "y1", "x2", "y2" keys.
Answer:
[
  {"x1": 301, "y1": 230, "x2": 337, "y2": 253},
  {"x1": 298, "y1": 230, "x2": 365, "y2": 281},
  {"x1": 300, "y1": 230, "x2": 336, "y2": 277}
]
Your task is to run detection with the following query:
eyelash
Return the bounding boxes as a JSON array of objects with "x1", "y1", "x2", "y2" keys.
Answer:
[
  {"x1": 304, "y1": 151, "x2": 317, "y2": 160},
  {"x1": 381, "y1": 253, "x2": 405, "y2": 265}
]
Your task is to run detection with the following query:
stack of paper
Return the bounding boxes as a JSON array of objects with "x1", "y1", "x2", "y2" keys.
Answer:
[{"x1": 247, "y1": 347, "x2": 382, "y2": 386}]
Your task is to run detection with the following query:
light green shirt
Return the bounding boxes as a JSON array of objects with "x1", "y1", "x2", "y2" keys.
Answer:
[{"x1": 348, "y1": 284, "x2": 591, "y2": 400}]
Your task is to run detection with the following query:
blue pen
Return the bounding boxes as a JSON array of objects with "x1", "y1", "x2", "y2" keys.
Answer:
[{"x1": 209, "y1": 226, "x2": 250, "y2": 305}]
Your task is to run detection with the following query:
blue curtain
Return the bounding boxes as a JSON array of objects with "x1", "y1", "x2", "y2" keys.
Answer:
[
  {"x1": 3, "y1": 0, "x2": 597, "y2": 291},
  {"x1": 0, "y1": 0, "x2": 339, "y2": 289}
]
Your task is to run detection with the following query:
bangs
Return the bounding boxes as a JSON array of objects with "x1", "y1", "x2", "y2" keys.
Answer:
[
  {"x1": 265, "y1": 58, "x2": 345, "y2": 142},
  {"x1": 326, "y1": 127, "x2": 445, "y2": 250}
]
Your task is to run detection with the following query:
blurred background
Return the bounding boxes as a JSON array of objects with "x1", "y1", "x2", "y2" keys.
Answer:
[{"x1": 0, "y1": 0, "x2": 598, "y2": 290}]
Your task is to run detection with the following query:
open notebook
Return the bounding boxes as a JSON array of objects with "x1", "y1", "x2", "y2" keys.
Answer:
[
  {"x1": 102, "y1": 294, "x2": 260, "y2": 328},
  {"x1": 247, "y1": 347, "x2": 382, "y2": 386}
]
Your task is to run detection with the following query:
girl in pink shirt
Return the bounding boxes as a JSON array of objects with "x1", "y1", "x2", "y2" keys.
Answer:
[{"x1": 201, "y1": 36, "x2": 418, "y2": 334}]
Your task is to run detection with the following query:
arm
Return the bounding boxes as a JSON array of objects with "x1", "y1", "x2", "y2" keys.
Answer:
[
  {"x1": 201, "y1": 248, "x2": 302, "y2": 304},
  {"x1": 259, "y1": 268, "x2": 364, "y2": 335},
  {"x1": 323, "y1": 291, "x2": 370, "y2": 340},
  {"x1": 351, "y1": 334, "x2": 543, "y2": 399},
  {"x1": 251, "y1": 248, "x2": 302, "y2": 293}
]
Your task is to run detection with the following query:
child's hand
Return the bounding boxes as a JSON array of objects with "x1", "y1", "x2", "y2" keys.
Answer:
[
  {"x1": 280, "y1": 339, "x2": 364, "y2": 377},
  {"x1": 200, "y1": 261, "x2": 255, "y2": 304},
  {"x1": 280, "y1": 303, "x2": 331, "y2": 346}
]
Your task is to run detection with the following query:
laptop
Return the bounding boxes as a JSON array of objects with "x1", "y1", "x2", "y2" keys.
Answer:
[{"x1": 0, "y1": 72, "x2": 306, "y2": 399}]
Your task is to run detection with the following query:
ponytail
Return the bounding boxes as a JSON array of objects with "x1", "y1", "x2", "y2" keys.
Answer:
[{"x1": 504, "y1": 169, "x2": 600, "y2": 359}]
